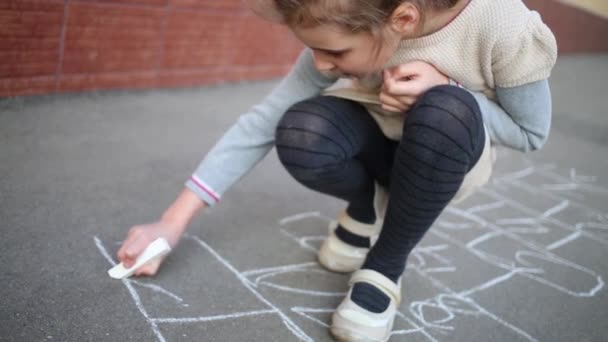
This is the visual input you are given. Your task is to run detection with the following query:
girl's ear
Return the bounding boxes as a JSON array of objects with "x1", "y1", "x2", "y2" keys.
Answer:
[{"x1": 388, "y1": 2, "x2": 421, "y2": 36}]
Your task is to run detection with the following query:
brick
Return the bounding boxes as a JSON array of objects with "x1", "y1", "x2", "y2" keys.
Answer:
[
  {"x1": 0, "y1": 50, "x2": 58, "y2": 77},
  {"x1": 169, "y1": 0, "x2": 244, "y2": 10},
  {"x1": 0, "y1": 76, "x2": 56, "y2": 97},
  {"x1": 0, "y1": 23, "x2": 62, "y2": 38},
  {"x1": 0, "y1": 62, "x2": 57, "y2": 78},
  {"x1": 58, "y1": 71, "x2": 158, "y2": 92},
  {"x1": 0, "y1": 0, "x2": 63, "y2": 12},
  {"x1": 163, "y1": 11, "x2": 238, "y2": 68},
  {"x1": 64, "y1": 29, "x2": 161, "y2": 49},
  {"x1": 0, "y1": 50, "x2": 58, "y2": 62},
  {"x1": 0, "y1": 10, "x2": 63, "y2": 26},
  {"x1": 222, "y1": 65, "x2": 290, "y2": 82},
  {"x1": 0, "y1": 7, "x2": 63, "y2": 38},
  {"x1": 62, "y1": 3, "x2": 165, "y2": 73},
  {"x1": 0, "y1": 36, "x2": 59, "y2": 50},
  {"x1": 229, "y1": 16, "x2": 300, "y2": 66},
  {"x1": 75, "y1": 0, "x2": 169, "y2": 6},
  {"x1": 67, "y1": 4, "x2": 165, "y2": 28},
  {"x1": 0, "y1": 3, "x2": 63, "y2": 78},
  {"x1": 62, "y1": 49, "x2": 160, "y2": 73}
]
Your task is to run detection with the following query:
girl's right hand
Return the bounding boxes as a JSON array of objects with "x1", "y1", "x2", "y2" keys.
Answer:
[{"x1": 116, "y1": 221, "x2": 183, "y2": 277}]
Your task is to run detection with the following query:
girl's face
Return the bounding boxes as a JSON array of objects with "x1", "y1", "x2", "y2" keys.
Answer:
[{"x1": 291, "y1": 24, "x2": 401, "y2": 79}]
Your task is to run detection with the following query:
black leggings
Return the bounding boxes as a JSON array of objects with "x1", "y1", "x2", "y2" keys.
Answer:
[{"x1": 275, "y1": 85, "x2": 486, "y2": 280}]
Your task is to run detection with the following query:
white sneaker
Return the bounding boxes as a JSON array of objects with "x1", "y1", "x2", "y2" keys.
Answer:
[
  {"x1": 331, "y1": 269, "x2": 402, "y2": 342},
  {"x1": 318, "y1": 183, "x2": 388, "y2": 273}
]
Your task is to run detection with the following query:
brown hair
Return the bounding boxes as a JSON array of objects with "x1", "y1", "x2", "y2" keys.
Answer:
[{"x1": 268, "y1": 0, "x2": 461, "y2": 33}]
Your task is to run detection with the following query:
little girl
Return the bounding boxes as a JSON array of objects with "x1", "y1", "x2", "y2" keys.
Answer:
[{"x1": 117, "y1": 0, "x2": 557, "y2": 340}]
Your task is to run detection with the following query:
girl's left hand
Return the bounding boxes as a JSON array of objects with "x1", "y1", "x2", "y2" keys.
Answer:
[{"x1": 380, "y1": 61, "x2": 450, "y2": 113}]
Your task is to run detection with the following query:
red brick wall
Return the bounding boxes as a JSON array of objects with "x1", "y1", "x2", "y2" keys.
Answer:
[
  {"x1": 1, "y1": 0, "x2": 607, "y2": 97},
  {"x1": 0, "y1": 0, "x2": 302, "y2": 97}
]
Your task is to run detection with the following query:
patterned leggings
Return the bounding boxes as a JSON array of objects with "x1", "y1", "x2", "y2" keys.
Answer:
[{"x1": 275, "y1": 85, "x2": 486, "y2": 281}]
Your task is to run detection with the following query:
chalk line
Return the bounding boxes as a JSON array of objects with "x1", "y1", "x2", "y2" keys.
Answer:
[
  {"x1": 242, "y1": 262, "x2": 317, "y2": 277},
  {"x1": 493, "y1": 166, "x2": 536, "y2": 182},
  {"x1": 546, "y1": 231, "x2": 583, "y2": 250},
  {"x1": 542, "y1": 183, "x2": 579, "y2": 191},
  {"x1": 279, "y1": 211, "x2": 331, "y2": 226},
  {"x1": 291, "y1": 307, "x2": 333, "y2": 328},
  {"x1": 496, "y1": 218, "x2": 537, "y2": 225},
  {"x1": 542, "y1": 200, "x2": 570, "y2": 218},
  {"x1": 280, "y1": 229, "x2": 320, "y2": 253},
  {"x1": 466, "y1": 201, "x2": 505, "y2": 214},
  {"x1": 129, "y1": 280, "x2": 184, "y2": 304},
  {"x1": 570, "y1": 168, "x2": 598, "y2": 183},
  {"x1": 150, "y1": 309, "x2": 277, "y2": 324},
  {"x1": 436, "y1": 221, "x2": 473, "y2": 230}
]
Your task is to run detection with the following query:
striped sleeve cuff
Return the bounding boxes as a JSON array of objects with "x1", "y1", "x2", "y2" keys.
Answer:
[{"x1": 185, "y1": 175, "x2": 221, "y2": 207}]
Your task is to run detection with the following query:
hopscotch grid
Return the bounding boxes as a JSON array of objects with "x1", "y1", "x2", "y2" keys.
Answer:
[
  {"x1": 446, "y1": 206, "x2": 604, "y2": 297},
  {"x1": 408, "y1": 260, "x2": 539, "y2": 342},
  {"x1": 493, "y1": 167, "x2": 606, "y2": 216},
  {"x1": 95, "y1": 161, "x2": 606, "y2": 341},
  {"x1": 541, "y1": 168, "x2": 608, "y2": 195},
  {"x1": 187, "y1": 235, "x2": 315, "y2": 342},
  {"x1": 95, "y1": 236, "x2": 310, "y2": 342},
  {"x1": 480, "y1": 187, "x2": 608, "y2": 246}
]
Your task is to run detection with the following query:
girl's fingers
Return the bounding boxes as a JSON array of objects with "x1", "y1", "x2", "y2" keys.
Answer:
[
  {"x1": 118, "y1": 226, "x2": 145, "y2": 259},
  {"x1": 381, "y1": 103, "x2": 406, "y2": 113},
  {"x1": 380, "y1": 92, "x2": 413, "y2": 112},
  {"x1": 118, "y1": 233, "x2": 153, "y2": 268}
]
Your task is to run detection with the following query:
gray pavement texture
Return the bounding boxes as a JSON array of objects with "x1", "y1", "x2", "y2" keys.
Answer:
[{"x1": 1, "y1": 54, "x2": 608, "y2": 342}]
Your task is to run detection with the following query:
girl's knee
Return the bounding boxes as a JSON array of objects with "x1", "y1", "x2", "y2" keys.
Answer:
[
  {"x1": 401, "y1": 85, "x2": 486, "y2": 164},
  {"x1": 275, "y1": 97, "x2": 348, "y2": 178},
  {"x1": 404, "y1": 85, "x2": 484, "y2": 141},
  {"x1": 275, "y1": 97, "x2": 326, "y2": 148},
  {"x1": 414, "y1": 85, "x2": 481, "y2": 123}
]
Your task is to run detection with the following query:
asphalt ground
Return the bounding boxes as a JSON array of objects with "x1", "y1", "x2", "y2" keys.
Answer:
[{"x1": 1, "y1": 54, "x2": 607, "y2": 341}]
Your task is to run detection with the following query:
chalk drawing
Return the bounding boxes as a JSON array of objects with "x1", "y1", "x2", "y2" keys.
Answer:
[{"x1": 95, "y1": 157, "x2": 606, "y2": 341}]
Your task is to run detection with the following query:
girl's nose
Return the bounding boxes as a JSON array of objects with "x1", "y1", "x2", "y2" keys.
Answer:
[{"x1": 312, "y1": 52, "x2": 336, "y2": 72}]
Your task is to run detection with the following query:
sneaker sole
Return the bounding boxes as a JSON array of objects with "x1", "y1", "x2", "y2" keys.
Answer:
[{"x1": 330, "y1": 312, "x2": 393, "y2": 342}]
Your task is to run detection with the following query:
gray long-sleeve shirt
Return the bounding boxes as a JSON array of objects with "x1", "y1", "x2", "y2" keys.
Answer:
[{"x1": 186, "y1": 49, "x2": 552, "y2": 206}]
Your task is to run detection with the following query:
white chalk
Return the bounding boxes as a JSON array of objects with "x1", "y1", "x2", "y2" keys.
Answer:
[{"x1": 108, "y1": 238, "x2": 171, "y2": 279}]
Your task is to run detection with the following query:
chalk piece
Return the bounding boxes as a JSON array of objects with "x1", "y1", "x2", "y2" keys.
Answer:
[{"x1": 108, "y1": 238, "x2": 171, "y2": 279}]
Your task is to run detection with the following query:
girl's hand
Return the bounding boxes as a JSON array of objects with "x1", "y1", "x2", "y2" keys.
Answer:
[
  {"x1": 116, "y1": 221, "x2": 183, "y2": 277},
  {"x1": 380, "y1": 61, "x2": 450, "y2": 113}
]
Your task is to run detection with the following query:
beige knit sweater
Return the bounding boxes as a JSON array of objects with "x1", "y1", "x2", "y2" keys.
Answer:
[{"x1": 324, "y1": 0, "x2": 558, "y2": 140}]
